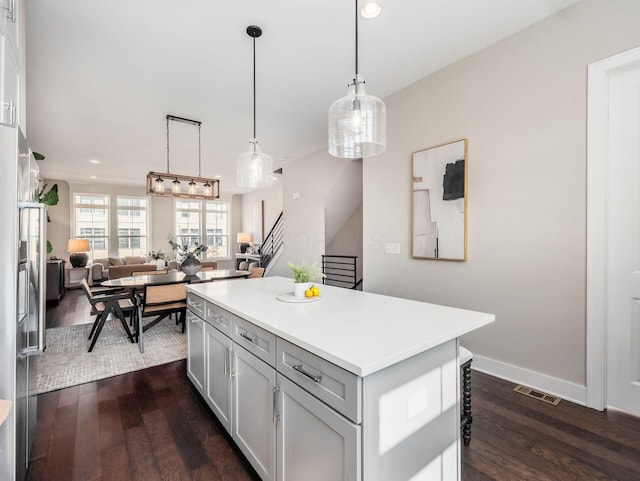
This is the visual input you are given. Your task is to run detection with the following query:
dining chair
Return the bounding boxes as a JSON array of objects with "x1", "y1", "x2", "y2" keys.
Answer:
[
  {"x1": 81, "y1": 279, "x2": 135, "y2": 352},
  {"x1": 460, "y1": 346, "x2": 473, "y2": 446},
  {"x1": 135, "y1": 280, "x2": 188, "y2": 353},
  {"x1": 131, "y1": 269, "x2": 168, "y2": 277},
  {"x1": 238, "y1": 261, "x2": 249, "y2": 270},
  {"x1": 247, "y1": 267, "x2": 265, "y2": 278}
]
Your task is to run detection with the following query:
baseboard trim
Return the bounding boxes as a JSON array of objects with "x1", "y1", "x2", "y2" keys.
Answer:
[{"x1": 471, "y1": 354, "x2": 587, "y2": 406}]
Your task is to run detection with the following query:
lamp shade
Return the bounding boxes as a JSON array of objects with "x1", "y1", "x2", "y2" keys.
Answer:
[
  {"x1": 67, "y1": 239, "x2": 90, "y2": 253},
  {"x1": 237, "y1": 139, "x2": 274, "y2": 189},
  {"x1": 237, "y1": 232, "x2": 253, "y2": 243},
  {"x1": 328, "y1": 75, "x2": 386, "y2": 158}
]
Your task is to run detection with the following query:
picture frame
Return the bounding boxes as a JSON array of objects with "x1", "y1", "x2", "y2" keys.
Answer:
[{"x1": 412, "y1": 139, "x2": 468, "y2": 261}]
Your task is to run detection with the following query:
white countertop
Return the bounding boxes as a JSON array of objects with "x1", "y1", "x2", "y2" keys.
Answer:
[{"x1": 187, "y1": 276, "x2": 494, "y2": 377}]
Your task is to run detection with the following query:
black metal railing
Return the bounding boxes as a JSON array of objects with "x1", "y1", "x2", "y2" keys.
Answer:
[
  {"x1": 322, "y1": 255, "x2": 359, "y2": 289},
  {"x1": 260, "y1": 211, "x2": 284, "y2": 270}
]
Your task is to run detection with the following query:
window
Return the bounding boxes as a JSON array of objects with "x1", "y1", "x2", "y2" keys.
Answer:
[
  {"x1": 175, "y1": 201, "x2": 201, "y2": 248},
  {"x1": 117, "y1": 197, "x2": 148, "y2": 257},
  {"x1": 174, "y1": 199, "x2": 230, "y2": 259},
  {"x1": 206, "y1": 201, "x2": 230, "y2": 258},
  {"x1": 73, "y1": 194, "x2": 109, "y2": 259}
]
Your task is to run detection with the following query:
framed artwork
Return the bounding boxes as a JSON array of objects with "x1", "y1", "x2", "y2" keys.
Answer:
[
  {"x1": 412, "y1": 139, "x2": 468, "y2": 261},
  {"x1": 252, "y1": 200, "x2": 264, "y2": 244}
]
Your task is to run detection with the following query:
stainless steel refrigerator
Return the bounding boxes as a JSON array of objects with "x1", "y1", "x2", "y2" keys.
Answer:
[{"x1": 0, "y1": 123, "x2": 46, "y2": 481}]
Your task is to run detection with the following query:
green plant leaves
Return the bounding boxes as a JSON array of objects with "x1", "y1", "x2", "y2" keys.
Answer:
[{"x1": 39, "y1": 184, "x2": 59, "y2": 206}]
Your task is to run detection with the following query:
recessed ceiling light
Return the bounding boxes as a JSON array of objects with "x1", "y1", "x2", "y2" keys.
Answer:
[
  {"x1": 89, "y1": 175, "x2": 97, "y2": 179},
  {"x1": 214, "y1": 175, "x2": 221, "y2": 178},
  {"x1": 360, "y1": 1, "x2": 383, "y2": 19},
  {"x1": 88, "y1": 159, "x2": 100, "y2": 164}
]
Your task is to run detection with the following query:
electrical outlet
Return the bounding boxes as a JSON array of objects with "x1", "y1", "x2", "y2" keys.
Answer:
[{"x1": 384, "y1": 243, "x2": 400, "y2": 255}]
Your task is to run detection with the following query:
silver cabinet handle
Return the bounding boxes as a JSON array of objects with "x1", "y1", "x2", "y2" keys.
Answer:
[
  {"x1": 240, "y1": 332, "x2": 258, "y2": 344},
  {"x1": 292, "y1": 364, "x2": 321, "y2": 383},
  {"x1": 229, "y1": 349, "x2": 236, "y2": 378},
  {"x1": 272, "y1": 385, "x2": 280, "y2": 424},
  {"x1": 224, "y1": 347, "x2": 229, "y2": 377},
  {"x1": 10, "y1": 101, "x2": 16, "y2": 125}
]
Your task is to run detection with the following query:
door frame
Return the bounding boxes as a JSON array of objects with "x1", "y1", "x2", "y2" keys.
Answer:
[{"x1": 587, "y1": 46, "x2": 640, "y2": 410}]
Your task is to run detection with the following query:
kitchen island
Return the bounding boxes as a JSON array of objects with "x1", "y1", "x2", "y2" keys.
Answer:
[{"x1": 185, "y1": 276, "x2": 494, "y2": 481}]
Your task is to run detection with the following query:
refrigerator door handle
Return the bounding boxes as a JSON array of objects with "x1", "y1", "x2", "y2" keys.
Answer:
[{"x1": 19, "y1": 202, "x2": 47, "y2": 355}]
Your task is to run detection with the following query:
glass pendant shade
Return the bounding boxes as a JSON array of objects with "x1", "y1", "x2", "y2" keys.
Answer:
[
  {"x1": 172, "y1": 178, "x2": 181, "y2": 194},
  {"x1": 329, "y1": 74, "x2": 386, "y2": 158},
  {"x1": 154, "y1": 177, "x2": 165, "y2": 193},
  {"x1": 237, "y1": 139, "x2": 274, "y2": 189}
]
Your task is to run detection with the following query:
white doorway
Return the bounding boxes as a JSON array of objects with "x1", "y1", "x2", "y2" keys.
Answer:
[{"x1": 587, "y1": 46, "x2": 640, "y2": 416}]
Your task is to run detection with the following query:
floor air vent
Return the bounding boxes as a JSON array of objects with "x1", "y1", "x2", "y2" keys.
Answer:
[{"x1": 513, "y1": 385, "x2": 561, "y2": 405}]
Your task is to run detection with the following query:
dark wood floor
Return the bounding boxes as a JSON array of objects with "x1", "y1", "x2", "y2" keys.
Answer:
[
  {"x1": 46, "y1": 288, "x2": 92, "y2": 329},
  {"x1": 41, "y1": 291, "x2": 640, "y2": 480}
]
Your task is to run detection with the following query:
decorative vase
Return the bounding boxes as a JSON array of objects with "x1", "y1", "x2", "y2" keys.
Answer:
[
  {"x1": 294, "y1": 282, "x2": 311, "y2": 298},
  {"x1": 181, "y1": 255, "x2": 202, "y2": 275},
  {"x1": 152, "y1": 259, "x2": 165, "y2": 269}
]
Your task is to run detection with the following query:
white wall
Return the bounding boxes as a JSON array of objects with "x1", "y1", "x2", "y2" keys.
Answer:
[
  {"x1": 241, "y1": 182, "x2": 283, "y2": 245},
  {"x1": 269, "y1": 151, "x2": 363, "y2": 279},
  {"x1": 326, "y1": 203, "x2": 364, "y2": 283},
  {"x1": 363, "y1": 0, "x2": 640, "y2": 393}
]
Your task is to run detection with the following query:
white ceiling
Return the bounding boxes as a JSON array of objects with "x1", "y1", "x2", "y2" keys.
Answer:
[{"x1": 25, "y1": 0, "x2": 578, "y2": 194}]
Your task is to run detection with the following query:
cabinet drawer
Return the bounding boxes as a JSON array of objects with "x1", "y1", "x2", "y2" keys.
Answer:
[
  {"x1": 187, "y1": 292, "x2": 205, "y2": 318},
  {"x1": 205, "y1": 302, "x2": 232, "y2": 337},
  {"x1": 277, "y1": 338, "x2": 361, "y2": 424},
  {"x1": 233, "y1": 315, "x2": 276, "y2": 367}
]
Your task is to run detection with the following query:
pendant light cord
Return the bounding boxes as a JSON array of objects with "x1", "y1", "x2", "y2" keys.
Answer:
[
  {"x1": 198, "y1": 123, "x2": 202, "y2": 177},
  {"x1": 253, "y1": 34, "x2": 257, "y2": 139},
  {"x1": 166, "y1": 116, "x2": 170, "y2": 173},
  {"x1": 354, "y1": 0, "x2": 358, "y2": 76}
]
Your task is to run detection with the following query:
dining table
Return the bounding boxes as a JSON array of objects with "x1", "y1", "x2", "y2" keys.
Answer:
[
  {"x1": 100, "y1": 268, "x2": 251, "y2": 289},
  {"x1": 100, "y1": 269, "x2": 252, "y2": 351}
]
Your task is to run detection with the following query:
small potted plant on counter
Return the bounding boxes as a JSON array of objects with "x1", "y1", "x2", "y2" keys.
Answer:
[{"x1": 287, "y1": 259, "x2": 325, "y2": 297}]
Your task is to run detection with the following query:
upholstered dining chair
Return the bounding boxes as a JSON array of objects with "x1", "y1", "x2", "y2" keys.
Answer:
[
  {"x1": 247, "y1": 266, "x2": 265, "y2": 278},
  {"x1": 238, "y1": 261, "x2": 249, "y2": 270},
  {"x1": 460, "y1": 346, "x2": 474, "y2": 446},
  {"x1": 81, "y1": 279, "x2": 135, "y2": 352},
  {"x1": 135, "y1": 280, "x2": 188, "y2": 353}
]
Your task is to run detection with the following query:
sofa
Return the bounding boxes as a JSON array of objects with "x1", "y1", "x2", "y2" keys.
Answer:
[
  {"x1": 90, "y1": 256, "x2": 152, "y2": 282},
  {"x1": 167, "y1": 260, "x2": 217, "y2": 271}
]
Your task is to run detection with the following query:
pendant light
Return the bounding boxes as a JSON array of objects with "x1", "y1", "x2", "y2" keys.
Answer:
[
  {"x1": 328, "y1": 0, "x2": 386, "y2": 158},
  {"x1": 237, "y1": 25, "x2": 273, "y2": 189},
  {"x1": 146, "y1": 115, "x2": 220, "y2": 200}
]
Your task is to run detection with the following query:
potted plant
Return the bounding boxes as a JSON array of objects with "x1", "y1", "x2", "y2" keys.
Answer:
[
  {"x1": 169, "y1": 237, "x2": 208, "y2": 275},
  {"x1": 287, "y1": 260, "x2": 325, "y2": 297},
  {"x1": 34, "y1": 152, "x2": 59, "y2": 254},
  {"x1": 148, "y1": 250, "x2": 166, "y2": 268}
]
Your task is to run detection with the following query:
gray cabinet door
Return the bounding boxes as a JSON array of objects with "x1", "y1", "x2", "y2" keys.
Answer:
[
  {"x1": 233, "y1": 344, "x2": 277, "y2": 481},
  {"x1": 186, "y1": 312, "x2": 205, "y2": 394},
  {"x1": 205, "y1": 324, "x2": 233, "y2": 434},
  {"x1": 277, "y1": 374, "x2": 361, "y2": 481}
]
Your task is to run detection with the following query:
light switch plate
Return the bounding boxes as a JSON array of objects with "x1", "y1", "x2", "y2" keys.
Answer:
[{"x1": 385, "y1": 243, "x2": 400, "y2": 255}]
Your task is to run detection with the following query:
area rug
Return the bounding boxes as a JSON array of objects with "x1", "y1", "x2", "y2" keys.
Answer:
[{"x1": 36, "y1": 317, "x2": 187, "y2": 394}]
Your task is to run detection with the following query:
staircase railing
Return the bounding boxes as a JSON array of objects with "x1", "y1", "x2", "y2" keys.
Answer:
[
  {"x1": 321, "y1": 255, "x2": 360, "y2": 289},
  {"x1": 260, "y1": 211, "x2": 284, "y2": 270}
]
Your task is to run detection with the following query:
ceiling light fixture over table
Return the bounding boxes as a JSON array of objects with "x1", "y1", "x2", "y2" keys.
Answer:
[
  {"x1": 146, "y1": 114, "x2": 220, "y2": 200},
  {"x1": 328, "y1": 0, "x2": 387, "y2": 158},
  {"x1": 236, "y1": 25, "x2": 273, "y2": 189}
]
